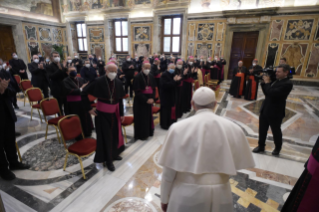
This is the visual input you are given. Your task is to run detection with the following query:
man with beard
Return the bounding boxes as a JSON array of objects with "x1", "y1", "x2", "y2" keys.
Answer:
[
  {"x1": 9, "y1": 52, "x2": 28, "y2": 80},
  {"x1": 160, "y1": 63, "x2": 182, "y2": 129},
  {"x1": 244, "y1": 59, "x2": 262, "y2": 101},
  {"x1": 133, "y1": 61, "x2": 156, "y2": 141},
  {"x1": 83, "y1": 63, "x2": 126, "y2": 171},
  {"x1": 72, "y1": 53, "x2": 83, "y2": 73},
  {"x1": 28, "y1": 54, "x2": 50, "y2": 98},
  {"x1": 122, "y1": 55, "x2": 136, "y2": 98}
]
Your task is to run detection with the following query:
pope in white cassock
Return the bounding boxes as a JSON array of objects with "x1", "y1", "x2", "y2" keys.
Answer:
[{"x1": 158, "y1": 87, "x2": 255, "y2": 212}]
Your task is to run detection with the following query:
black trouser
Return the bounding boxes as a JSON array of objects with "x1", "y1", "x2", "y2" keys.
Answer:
[
  {"x1": 0, "y1": 106, "x2": 18, "y2": 171},
  {"x1": 125, "y1": 75, "x2": 134, "y2": 98},
  {"x1": 34, "y1": 82, "x2": 49, "y2": 99},
  {"x1": 53, "y1": 95, "x2": 67, "y2": 116},
  {"x1": 258, "y1": 112, "x2": 283, "y2": 150},
  {"x1": 12, "y1": 94, "x2": 18, "y2": 107}
]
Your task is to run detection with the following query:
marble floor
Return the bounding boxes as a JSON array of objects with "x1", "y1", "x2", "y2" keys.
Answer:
[{"x1": 1, "y1": 82, "x2": 318, "y2": 212}]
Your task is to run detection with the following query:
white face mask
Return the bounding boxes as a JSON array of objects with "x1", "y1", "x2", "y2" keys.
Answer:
[
  {"x1": 2, "y1": 64, "x2": 6, "y2": 69},
  {"x1": 98, "y1": 58, "x2": 101, "y2": 60},
  {"x1": 149, "y1": 56, "x2": 152, "y2": 58},
  {"x1": 214, "y1": 57, "x2": 218, "y2": 60},
  {"x1": 107, "y1": 72, "x2": 117, "y2": 81},
  {"x1": 177, "y1": 65, "x2": 182, "y2": 69},
  {"x1": 189, "y1": 62, "x2": 193, "y2": 65},
  {"x1": 253, "y1": 63, "x2": 256, "y2": 66},
  {"x1": 34, "y1": 59, "x2": 39, "y2": 63},
  {"x1": 127, "y1": 58, "x2": 131, "y2": 62},
  {"x1": 68, "y1": 60, "x2": 72, "y2": 63},
  {"x1": 13, "y1": 55, "x2": 18, "y2": 59},
  {"x1": 74, "y1": 56, "x2": 78, "y2": 58},
  {"x1": 200, "y1": 59, "x2": 203, "y2": 62},
  {"x1": 85, "y1": 64, "x2": 90, "y2": 68},
  {"x1": 143, "y1": 69, "x2": 150, "y2": 75},
  {"x1": 54, "y1": 57, "x2": 60, "y2": 63},
  {"x1": 135, "y1": 57, "x2": 138, "y2": 60}
]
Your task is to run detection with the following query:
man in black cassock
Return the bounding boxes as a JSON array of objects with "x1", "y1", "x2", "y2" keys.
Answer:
[
  {"x1": 151, "y1": 58, "x2": 161, "y2": 92},
  {"x1": 37, "y1": 52, "x2": 44, "y2": 63},
  {"x1": 97, "y1": 56, "x2": 105, "y2": 76},
  {"x1": 83, "y1": 63, "x2": 125, "y2": 171},
  {"x1": 160, "y1": 54, "x2": 168, "y2": 73},
  {"x1": 244, "y1": 59, "x2": 262, "y2": 101},
  {"x1": 9, "y1": 52, "x2": 28, "y2": 80},
  {"x1": 229, "y1": 60, "x2": 248, "y2": 98},
  {"x1": 175, "y1": 59, "x2": 186, "y2": 119},
  {"x1": 81, "y1": 59, "x2": 98, "y2": 83},
  {"x1": 28, "y1": 54, "x2": 50, "y2": 98},
  {"x1": 0, "y1": 70, "x2": 30, "y2": 181},
  {"x1": 133, "y1": 62, "x2": 156, "y2": 141},
  {"x1": 209, "y1": 56, "x2": 225, "y2": 84},
  {"x1": 160, "y1": 63, "x2": 182, "y2": 130},
  {"x1": 46, "y1": 51, "x2": 68, "y2": 115},
  {"x1": 282, "y1": 135, "x2": 319, "y2": 212},
  {"x1": 181, "y1": 56, "x2": 197, "y2": 114},
  {"x1": 63, "y1": 66, "x2": 92, "y2": 138},
  {"x1": 122, "y1": 55, "x2": 136, "y2": 98},
  {"x1": 72, "y1": 53, "x2": 83, "y2": 73}
]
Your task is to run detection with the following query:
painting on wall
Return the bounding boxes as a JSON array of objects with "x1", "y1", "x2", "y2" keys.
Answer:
[
  {"x1": 284, "y1": 19, "x2": 314, "y2": 40},
  {"x1": 305, "y1": 44, "x2": 319, "y2": 78},
  {"x1": 64, "y1": 30, "x2": 68, "y2": 43},
  {"x1": 40, "y1": 43, "x2": 53, "y2": 58},
  {"x1": 264, "y1": 43, "x2": 279, "y2": 68},
  {"x1": 39, "y1": 28, "x2": 52, "y2": 41},
  {"x1": 134, "y1": 44, "x2": 150, "y2": 57},
  {"x1": 134, "y1": 27, "x2": 150, "y2": 41},
  {"x1": 27, "y1": 41, "x2": 39, "y2": 58},
  {"x1": 216, "y1": 23, "x2": 224, "y2": 41},
  {"x1": 196, "y1": 43, "x2": 212, "y2": 58},
  {"x1": 187, "y1": 43, "x2": 194, "y2": 56},
  {"x1": 269, "y1": 20, "x2": 284, "y2": 41},
  {"x1": 89, "y1": 28, "x2": 104, "y2": 42},
  {"x1": 197, "y1": 24, "x2": 214, "y2": 41},
  {"x1": 188, "y1": 23, "x2": 196, "y2": 41},
  {"x1": 52, "y1": 28, "x2": 63, "y2": 42},
  {"x1": 281, "y1": 43, "x2": 308, "y2": 75},
  {"x1": 0, "y1": 0, "x2": 53, "y2": 16},
  {"x1": 214, "y1": 43, "x2": 222, "y2": 57},
  {"x1": 24, "y1": 26, "x2": 37, "y2": 40},
  {"x1": 90, "y1": 43, "x2": 105, "y2": 60}
]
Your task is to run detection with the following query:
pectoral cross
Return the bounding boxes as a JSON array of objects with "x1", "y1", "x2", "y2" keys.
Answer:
[{"x1": 110, "y1": 98, "x2": 113, "y2": 103}]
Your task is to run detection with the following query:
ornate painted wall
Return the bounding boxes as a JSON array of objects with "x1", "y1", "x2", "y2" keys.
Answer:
[
  {"x1": 186, "y1": 20, "x2": 227, "y2": 59},
  {"x1": 22, "y1": 23, "x2": 68, "y2": 62},
  {"x1": 131, "y1": 23, "x2": 153, "y2": 57},
  {"x1": 86, "y1": 25, "x2": 106, "y2": 61},
  {"x1": 263, "y1": 15, "x2": 319, "y2": 79}
]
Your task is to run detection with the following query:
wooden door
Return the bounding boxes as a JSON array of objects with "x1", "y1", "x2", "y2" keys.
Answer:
[
  {"x1": 0, "y1": 25, "x2": 16, "y2": 62},
  {"x1": 228, "y1": 31, "x2": 259, "y2": 79}
]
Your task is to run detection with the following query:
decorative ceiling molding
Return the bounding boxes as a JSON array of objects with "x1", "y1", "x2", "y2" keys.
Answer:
[{"x1": 222, "y1": 8, "x2": 279, "y2": 17}]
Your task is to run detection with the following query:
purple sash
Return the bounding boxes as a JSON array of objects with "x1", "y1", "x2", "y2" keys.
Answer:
[
  {"x1": 155, "y1": 74, "x2": 161, "y2": 78},
  {"x1": 96, "y1": 101, "x2": 124, "y2": 149},
  {"x1": 183, "y1": 78, "x2": 193, "y2": 83},
  {"x1": 67, "y1": 95, "x2": 81, "y2": 102},
  {"x1": 141, "y1": 86, "x2": 153, "y2": 94},
  {"x1": 171, "y1": 106, "x2": 176, "y2": 120}
]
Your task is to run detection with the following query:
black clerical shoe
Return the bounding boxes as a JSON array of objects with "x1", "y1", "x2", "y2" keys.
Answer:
[
  {"x1": 252, "y1": 146, "x2": 265, "y2": 153},
  {"x1": 272, "y1": 149, "x2": 281, "y2": 156},
  {"x1": 0, "y1": 169, "x2": 16, "y2": 181},
  {"x1": 106, "y1": 163, "x2": 115, "y2": 172},
  {"x1": 10, "y1": 162, "x2": 30, "y2": 170},
  {"x1": 15, "y1": 132, "x2": 21, "y2": 137},
  {"x1": 114, "y1": 156, "x2": 122, "y2": 161}
]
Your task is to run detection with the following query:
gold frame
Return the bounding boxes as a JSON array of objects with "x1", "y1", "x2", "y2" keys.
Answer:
[
  {"x1": 25, "y1": 87, "x2": 44, "y2": 123},
  {"x1": 40, "y1": 97, "x2": 63, "y2": 144},
  {"x1": 20, "y1": 79, "x2": 33, "y2": 106},
  {"x1": 58, "y1": 114, "x2": 96, "y2": 179},
  {"x1": 193, "y1": 79, "x2": 199, "y2": 91},
  {"x1": 15, "y1": 141, "x2": 22, "y2": 162}
]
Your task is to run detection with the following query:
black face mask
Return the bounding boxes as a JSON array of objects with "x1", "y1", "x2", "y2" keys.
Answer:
[
  {"x1": 70, "y1": 71, "x2": 77, "y2": 77},
  {"x1": 89, "y1": 58, "x2": 93, "y2": 61}
]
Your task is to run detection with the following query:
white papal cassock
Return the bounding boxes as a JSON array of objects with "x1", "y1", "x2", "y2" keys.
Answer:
[{"x1": 158, "y1": 108, "x2": 255, "y2": 212}]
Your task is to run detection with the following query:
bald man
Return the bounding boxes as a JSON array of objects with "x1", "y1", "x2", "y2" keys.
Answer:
[
  {"x1": 133, "y1": 62, "x2": 156, "y2": 140},
  {"x1": 83, "y1": 63, "x2": 126, "y2": 171}
]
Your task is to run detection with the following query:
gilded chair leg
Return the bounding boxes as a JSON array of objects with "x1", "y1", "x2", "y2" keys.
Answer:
[
  {"x1": 15, "y1": 142, "x2": 22, "y2": 162},
  {"x1": 63, "y1": 153, "x2": 69, "y2": 171},
  {"x1": 37, "y1": 109, "x2": 42, "y2": 123},
  {"x1": 122, "y1": 126, "x2": 127, "y2": 144},
  {"x1": 45, "y1": 124, "x2": 48, "y2": 140},
  {"x1": 31, "y1": 108, "x2": 33, "y2": 121},
  {"x1": 24, "y1": 93, "x2": 26, "y2": 106},
  {"x1": 76, "y1": 155, "x2": 86, "y2": 179},
  {"x1": 54, "y1": 126, "x2": 61, "y2": 144}
]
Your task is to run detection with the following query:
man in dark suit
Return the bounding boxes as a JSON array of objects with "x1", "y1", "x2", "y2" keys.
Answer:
[
  {"x1": 9, "y1": 52, "x2": 28, "y2": 80},
  {"x1": 28, "y1": 54, "x2": 49, "y2": 98},
  {"x1": 253, "y1": 64, "x2": 293, "y2": 155},
  {"x1": 72, "y1": 53, "x2": 83, "y2": 73},
  {"x1": 80, "y1": 59, "x2": 97, "y2": 82},
  {"x1": 46, "y1": 51, "x2": 68, "y2": 115},
  {"x1": 0, "y1": 70, "x2": 30, "y2": 181},
  {"x1": 122, "y1": 55, "x2": 136, "y2": 98}
]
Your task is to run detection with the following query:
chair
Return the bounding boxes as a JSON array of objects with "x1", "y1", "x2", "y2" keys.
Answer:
[
  {"x1": 77, "y1": 73, "x2": 81, "y2": 78},
  {"x1": 26, "y1": 87, "x2": 44, "y2": 122},
  {"x1": 155, "y1": 87, "x2": 160, "y2": 104},
  {"x1": 40, "y1": 98, "x2": 65, "y2": 143},
  {"x1": 121, "y1": 116, "x2": 134, "y2": 144},
  {"x1": 88, "y1": 94, "x2": 97, "y2": 108},
  {"x1": 152, "y1": 106, "x2": 160, "y2": 114},
  {"x1": 14, "y1": 75, "x2": 22, "y2": 98},
  {"x1": 20, "y1": 80, "x2": 33, "y2": 106},
  {"x1": 58, "y1": 115, "x2": 97, "y2": 179},
  {"x1": 193, "y1": 80, "x2": 200, "y2": 91},
  {"x1": 15, "y1": 141, "x2": 22, "y2": 162}
]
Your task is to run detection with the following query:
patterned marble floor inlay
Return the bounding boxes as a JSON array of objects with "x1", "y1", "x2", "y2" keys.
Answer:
[{"x1": 105, "y1": 197, "x2": 157, "y2": 212}]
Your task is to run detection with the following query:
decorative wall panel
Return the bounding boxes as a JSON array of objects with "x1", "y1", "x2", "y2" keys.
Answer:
[
  {"x1": 24, "y1": 26, "x2": 37, "y2": 40},
  {"x1": 196, "y1": 43, "x2": 213, "y2": 58},
  {"x1": 281, "y1": 43, "x2": 308, "y2": 75},
  {"x1": 305, "y1": 44, "x2": 319, "y2": 77},
  {"x1": 131, "y1": 23, "x2": 152, "y2": 57},
  {"x1": 90, "y1": 43, "x2": 105, "y2": 60},
  {"x1": 284, "y1": 19, "x2": 314, "y2": 40},
  {"x1": 216, "y1": 23, "x2": 225, "y2": 42},
  {"x1": 133, "y1": 26, "x2": 150, "y2": 41},
  {"x1": 187, "y1": 43, "x2": 194, "y2": 56},
  {"x1": 41, "y1": 43, "x2": 53, "y2": 58},
  {"x1": 89, "y1": 28, "x2": 104, "y2": 42},
  {"x1": 188, "y1": 23, "x2": 196, "y2": 41},
  {"x1": 264, "y1": 43, "x2": 279, "y2": 68},
  {"x1": 87, "y1": 25, "x2": 106, "y2": 61},
  {"x1": 52, "y1": 28, "x2": 63, "y2": 42},
  {"x1": 39, "y1": 28, "x2": 52, "y2": 41},
  {"x1": 269, "y1": 20, "x2": 284, "y2": 41},
  {"x1": 214, "y1": 43, "x2": 222, "y2": 57},
  {"x1": 27, "y1": 41, "x2": 39, "y2": 58},
  {"x1": 314, "y1": 22, "x2": 319, "y2": 41},
  {"x1": 197, "y1": 24, "x2": 214, "y2": 41},
  {"x1": 134, "y1": 44, "x2": 150, "y2": 57}
]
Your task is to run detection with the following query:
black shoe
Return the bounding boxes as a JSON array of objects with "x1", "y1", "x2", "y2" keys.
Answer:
[
  {"x1": 252, "y1": 146, "x2": 265, "y2": 153},
  {"x1": 10, "y1": 162, "x2": 30, "y2": 170},
  {"x1": 114, "y1": 156, "x2": 122, "y2": 161},
  {"x1": 272, "y1": 149, "x2": 280, "y2": 156},
  {"x1": 15, "y1": 132, "x2": 21, "y2": 137},
  {"x1": 106, "y1": 163, "x2": 115, "y2": 172},
  {"x1": 14, "y1": 105, "x2": 19, "y2": 109},
  {"x1": 0, "y1": 169, "x2": 16, "y2": 181}
]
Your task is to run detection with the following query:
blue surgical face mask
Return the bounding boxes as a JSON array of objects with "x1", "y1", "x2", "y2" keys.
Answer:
[
  {"x1": 169, "y1": 69, "x2": 175, "y2": 74},
  {"x1": 46, "y1": 59, "x2": 50, "y2": 62},
  {"x1": 70, "y1": 71, "x2": 77, "y2": 77}
]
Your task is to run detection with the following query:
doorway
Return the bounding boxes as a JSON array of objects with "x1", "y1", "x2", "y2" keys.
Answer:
[
  {"x1": 0, "y1": 25, "x2": 16, "y2": 62},
  {"x1": 228, "y1": 31, "x2": 259, "y2": 79}
]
